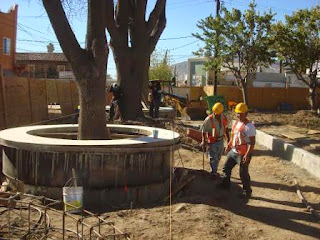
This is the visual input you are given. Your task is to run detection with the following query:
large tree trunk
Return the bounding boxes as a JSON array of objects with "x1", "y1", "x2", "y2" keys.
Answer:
[
  {"x1": 106, "y1": 0, "x2": 166, "y2": 120},
  {"x1": 77, "y1": 75, "x2": 107, "y2": 139},
  {"x1": 113, "y1": 49, "x2": 149, "y2": 119},
  {"x1": 43, "y1": 0, "x2": 109, "y2": 139}
]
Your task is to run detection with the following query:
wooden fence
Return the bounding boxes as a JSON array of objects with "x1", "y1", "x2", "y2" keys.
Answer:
[
  {"x1": 203, "y1": 86, "x2": 320, "y2": 110},
  {"x1": 0, "y1": 69, "x2": 318, "y2": 130}
]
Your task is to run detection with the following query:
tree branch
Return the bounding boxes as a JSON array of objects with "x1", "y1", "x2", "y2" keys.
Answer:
[
  {"x1": 149, "y1": 2, "x2": 166, "y2": 54},
  {"x1": 42, "y1": 0, "x2": 83, "y2": 66},
  {"x1": 129, "y1": 0, "x2": 147, "y2": 48},
  {"x1": 147, "y1": 0, "x2": 166, "y2": 35},
  {"x1": 115, "y1": 0, "x2": 129, "y2": 46},
  {"x1": 86, "y1": 0, "x2": 107, "y2": 67},
  {"x1": 135, "y1": 0, "x2": 147, "y2": 25},
  {"x1": 105, "y1": 0, "x2": 118, "y2": 39}
]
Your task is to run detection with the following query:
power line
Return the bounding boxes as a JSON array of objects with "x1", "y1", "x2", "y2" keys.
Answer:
[
  {"x1": 159, "y1": 35, "x2": 195, "y2": 40},
  {"x1": 167, "y1": 0, "x2": 213, "y2": 10},
  {"x1": 169, "y1": 40, "x2": 200, "y2": 51}
]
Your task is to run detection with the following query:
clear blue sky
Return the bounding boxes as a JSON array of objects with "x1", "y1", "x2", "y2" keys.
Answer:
[{"x1": 0, "y1": 0, "x2": 318, "y2": 78}]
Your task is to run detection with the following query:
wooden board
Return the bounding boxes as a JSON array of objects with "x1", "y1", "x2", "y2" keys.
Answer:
[
  {"x1": 281, "y1": 131, "x2": 306, "y2": 140},
  {"x1": 4, "y1": 77, "x2": 32, "y2": 127},
  {"x1": 307, "y1": 130, "x2": 320, "y2": 135}
]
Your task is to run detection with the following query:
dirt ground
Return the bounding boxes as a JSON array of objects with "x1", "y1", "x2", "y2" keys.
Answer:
[
  {"x1": 98, "y1": 144, "x2": 319, "y2": 240},
  {"x1": 101, "y1": 111, "x2": 320, "y2": 239},
  {"x1": 1, "y1": 111, "x2": 319, "y2": 239}
]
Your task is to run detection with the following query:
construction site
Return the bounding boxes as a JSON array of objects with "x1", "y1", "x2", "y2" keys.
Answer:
[
  {"x1": 0, "y1": 72, "x2": 319, "y2": 239},
  {"x1": 0, "y1": 1, "x2": 320, "y2": 239}
]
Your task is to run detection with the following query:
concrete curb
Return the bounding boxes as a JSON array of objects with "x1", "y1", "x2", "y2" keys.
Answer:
[{"x1": 256, "y1": 129, "x2": 320, "y2": 179}]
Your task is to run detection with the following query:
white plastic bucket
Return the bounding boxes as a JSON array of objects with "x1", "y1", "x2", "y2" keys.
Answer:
[{"x1": 63, "y1": 186, "x2": 83, "y2": 213}]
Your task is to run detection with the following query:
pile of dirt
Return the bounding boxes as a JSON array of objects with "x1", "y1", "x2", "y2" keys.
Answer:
[{"x1": 247, "y1": 110, "x2": 320, "y2": 131}]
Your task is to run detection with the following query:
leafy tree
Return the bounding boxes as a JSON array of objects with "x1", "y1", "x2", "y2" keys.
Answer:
[
  {"x1": 149, "y1": 50, "x2": 172, "y2": 81},
  {"x1": 273, "y1": 6, "x2": 320, "y2": 110},
  {"x1": 194, "y1": 2, "x2": 275, "y2": 105},
  {"x1": 43, "y1": 0, "x2": 108, "y2": 140},
  {"x1": 105, "y1": 0, "x2": 166, "y2": 120}
]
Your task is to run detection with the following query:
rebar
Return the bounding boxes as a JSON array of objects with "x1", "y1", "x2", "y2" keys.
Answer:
[{"x1": 0, "y1": 192, "x2": 130, "y2": 239}]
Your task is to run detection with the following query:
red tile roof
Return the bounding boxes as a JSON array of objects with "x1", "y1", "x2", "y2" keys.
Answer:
[{"x1": 16, "y1": 52, "x2": 67, "y2": 62}]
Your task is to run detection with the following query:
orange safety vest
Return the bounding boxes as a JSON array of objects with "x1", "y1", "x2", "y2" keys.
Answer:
[
  {"x1": 207, "y1": 114, "x2": 226, "y2": 144},
  {"x1": 231, "y1": 120, "x2": 250, "y2": 155}
]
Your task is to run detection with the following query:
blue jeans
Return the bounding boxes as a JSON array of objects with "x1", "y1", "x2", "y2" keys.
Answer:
[{"x1": 208, "y1": 140, "x2": 224, "y2": 174}]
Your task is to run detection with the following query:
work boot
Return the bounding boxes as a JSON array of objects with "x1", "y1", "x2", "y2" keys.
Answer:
[{"x1": 239, "y1": 189, "x2": 252, "y2": 199}]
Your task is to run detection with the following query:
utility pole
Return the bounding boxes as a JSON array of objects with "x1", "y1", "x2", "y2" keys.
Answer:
[{"x1": 213, "y1": 0, "x2": 221, "y2": 96}]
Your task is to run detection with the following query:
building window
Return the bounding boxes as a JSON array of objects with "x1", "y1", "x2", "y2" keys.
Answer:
[{"x1": 3, "y1": 37, "x2": 11, "y2": 55}]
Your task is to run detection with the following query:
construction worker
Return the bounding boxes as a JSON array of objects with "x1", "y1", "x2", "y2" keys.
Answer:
[
  {"x1": 74, "y1": 105, "x2": 80, "y2": 123},
  {"x1": 149, "y1": 80, "x2": 162, "y2": 118},
  {"x1": 108, "y1": 83, "x2": 122, "y2": 121},
  {"x1": 218, "y1": 102, "x2": 256, "y2": 198},
  {"x1": 200, "y1": 102, "x2": 230, "y2": 177}
]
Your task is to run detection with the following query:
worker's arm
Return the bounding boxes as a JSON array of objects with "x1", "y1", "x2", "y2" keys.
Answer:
[
  {"x1": 242, "y1": 136, "x2": 255, "y2": 164},
  {"x1": 225, "y1": 130, "x2": 233, "y2": 154},
  {"x1": 201, "y1": 131, "x2": 207, "y2": 149}
]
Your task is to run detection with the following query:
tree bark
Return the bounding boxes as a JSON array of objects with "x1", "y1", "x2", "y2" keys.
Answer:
[
  {"x1": 106, "y1": 0, "x2": 166, "y2": 120},
  {"x1": 309, "y1": 86, "x2": 317, "y2": 111},
  {"x1": 112, "y1": 48, "x2": 149, "y2": 119},
  {"x1": 241, "y1": 86, "x2": 248, "y2": 106},
  {"x1": 43, "y1": 0, "x2": 109, "y2": 139},
  {"x1": 241, "y1": 80, "x2": 248, "y2": 106}
]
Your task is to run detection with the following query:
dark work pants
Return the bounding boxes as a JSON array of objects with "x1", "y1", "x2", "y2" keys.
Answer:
[
  {"x1": 149, "y1": 99, "x2": 160, "y2": 118},
  {"x1": 221, "y1": 150, "x2": 252, "y2": 193}
]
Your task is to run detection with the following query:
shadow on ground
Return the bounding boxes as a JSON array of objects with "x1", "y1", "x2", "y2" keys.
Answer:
[{"x1": 164, "y1": 168, "x2": 320, "y2": 239}]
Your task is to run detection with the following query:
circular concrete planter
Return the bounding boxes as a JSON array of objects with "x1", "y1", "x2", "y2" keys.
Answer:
[{"x1": 0, "y1": 124, "x2": 180, "y2": 209}]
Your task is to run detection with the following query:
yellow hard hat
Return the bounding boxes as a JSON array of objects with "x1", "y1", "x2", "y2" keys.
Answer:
[
  {"x1": 212, "y1": 102, "x2": 224, "y2": 115},
  {"x1": 235, "y1": 102, "x2": 248, "y2": 113}
]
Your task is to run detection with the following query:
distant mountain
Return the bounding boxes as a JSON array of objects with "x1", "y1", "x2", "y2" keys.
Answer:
[{"x1": 171, "y1": 61, "x2": 187, "y2": 84}]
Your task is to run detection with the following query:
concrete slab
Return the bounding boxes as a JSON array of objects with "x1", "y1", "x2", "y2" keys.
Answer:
[
  {"x1": 0, "y1": 124, "x2": 180, "y2": 152},
  {"x1": 256, "y1": 129, "x2": 320, "y2": 179}
]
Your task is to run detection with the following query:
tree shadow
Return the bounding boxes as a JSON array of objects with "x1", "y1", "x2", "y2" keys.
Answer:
[{"x1": 250, "y1": 196, "x2": 317, "y2": 209}]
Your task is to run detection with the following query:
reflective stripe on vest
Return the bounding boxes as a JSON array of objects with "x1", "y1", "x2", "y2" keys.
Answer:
[
  {"x1": 207, "y1": 114, "x2": 225, "y2": 143},
  {"x1": 232, "y1": 120, "x2": 250, "y2": 155}
]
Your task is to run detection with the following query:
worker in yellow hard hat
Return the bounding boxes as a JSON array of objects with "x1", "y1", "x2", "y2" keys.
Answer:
[
  {"x1": 218, "y1": 102, "x2": 256, "y2": 198},
  {"x1": 200, "y1": 102, "x2": 230, "y2": 178}
]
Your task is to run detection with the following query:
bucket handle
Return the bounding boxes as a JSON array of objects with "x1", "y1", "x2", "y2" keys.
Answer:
[{"x1": 64, "y1": 177, "x2": 78, "y2": 188}]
